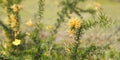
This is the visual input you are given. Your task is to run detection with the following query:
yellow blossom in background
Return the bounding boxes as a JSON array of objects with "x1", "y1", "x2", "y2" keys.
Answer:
[
  {"x1": 10, "y1": 14, "x2": 17, "y2": 28},
  {"x1": 108, "y1": 45, "x2": 114, "y2": 49},
  {"x1": 10, "y1": 14, "x2": 16, "y2": 21},
  {"x1": 68, "y1": 18, "x2": 80, "y2": 29},
  {"x1": 46, "y1": 26, "x2": 53, "y2": 30},
  {"x1": 2, "y1": 43, "x2": 8, "y2": 49},
  {"x1": 12, "y1": 28, "x2": 18, "y2": 32},
  {"x1": 65, "y1": 48, "x2": 70, "y2": 53},
  {"x1": 2, "y1": 0, "x2": 7, "y2": 4},
  {"x1": 14, "y1": 31, "x2": 20, "y2": 37},
  {"x1": 25, "y1": 32, "x2": 31, "y2": 36},
  {"x1": 11, "y1": 18, "x2": 17, "y2": 23},
  {"x1": 26, "y1": 19, "x2": 33, "y2": 27},
  {"x1": 12, "y1": 39, "x2": 21, "y2": 46},
  {"x1": 67, "y1": 29, "x2": 74, "y2": 36},
  {"x1": 67, "y1": 18, "x2": 81, "y2": 36},
  {"x1": 4, "y1": 7, "x2": 8, "y2": 14},
  {"x1": 2, "y1": 30, "x2": 7, "y2": 38},
  {"x1": 44, "y1": 52, "x2": 49, "y2": 57},
  {"x1": 11, "y1": 22, "x2": 16, "y2": 28},
  {"x1": 94, "y1": 2, "x2": 101, "y2": 8},
  {"x1": 25, "y1": 59, "x2": 29, "y2": 60},
  {"x1": 94, "y1": 2, "x2": 101, "y2": 10},
  {"x1": 1, "y1": 51, "x2": 7, "y2": 55},
  {"x1": 18, "y1": 4, "x2": 23, "y2": 10},
  {"x1": 11, "y1": 4, "x2": 19, "y2": 12},
  {"x1": 5, "y1": 17, "x2": 10, "y2": 25},
  {"x1": 79, "y1": 40, "x2": 83, "y2": 43}
]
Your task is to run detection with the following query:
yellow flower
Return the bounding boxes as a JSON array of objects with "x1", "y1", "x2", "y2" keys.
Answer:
[
  {"x1": 10, "y1": 14, "x2": 16, "y2": 21},
  {"x1": 94, "y1": 2, "x2": 101, "y2": 7},
  {"x1": 5, "y1": 17, "x2": 10, "y2": 25},
  {"x1": 79, "y1": 40, "x2": 83, "y2": 43},
  {"x1": 12, "y1": 18, "x2": 17, "y2": 23},
  {"x1": 108, "y1": 45, "x2": 114, "y2": 49},
  {"x1": 1, "y1": 51, "x2": 7, "y2": 55},
  {"x1": 2, "y1": 30, "x2": 7, "y2": 38},
  {"x1": 12, "y1": 39, "x2": 21, "y2": 46},
  {"x1": 2, "y1": 0, "x2": 7, "y2": 4},
  {"x1": 10, "y1": 14, "x2": 15, "y2": 19},
  {"x1": 2, "y1": 43, "x2": 7, "y2": 49},
  {"x1": 11, "y1": 4, "x2": 19, "y2": 12},
  {"x1": 9, "y1": 14, "x2": 17, "y2": 28},
  {"x1": 67, "y1": 29, "x2": 74, "y2": 36},
  {"x1": 15, "y1": 31, "x2": 20, "y2": 37},
  {"x1": 46, "y1": 26, "x2": 53, "y2": 30},
  {"x1": 18, "y1": 4, "x2": 23, "y2": 10},
  {"x1": 4, "y1": 7, "x2": 8, "y2": 14},
  {"x1": 94, "y1": 2, "x2": 101, "y2": 10},
  {"x1": 11, "y1": 22, "x2": 17, "y2": 28},
  {"x1": 25, "y1": 32, "x2": 31, "y2": 36},
  {"x1": 68, "y1": 18, "x2": 80, "y2": 29},
  {"x1": 26, "y1": 19, "x2": 33, "y2": 27},
  {"x1": 12, "y1": 28, "x2": 18, "y2": 32},
  {"x1": 44, "y1": 52, "x2": 49, "y2": 57},
  {"x1": 65, "y1": 48, "x2": 70, "y2": 53}
]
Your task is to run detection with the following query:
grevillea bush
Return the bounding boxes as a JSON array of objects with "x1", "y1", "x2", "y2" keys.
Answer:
[{"x1": 0, "y1": 0, "x2": 120, "y2": 60}]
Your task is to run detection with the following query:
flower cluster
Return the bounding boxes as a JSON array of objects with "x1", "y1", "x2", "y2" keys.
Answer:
[
  {"x1": 3, "y1": 0, "x2": 22, "y2": 32},
  {"x1": 67, "y1": 29, "x2": 75, "y2": 36},
  {"x1": 67, "y1": 18, "x2": 81, "y2": 36},
  {"x1": 68, "y1": 18, "x2": 80, "y2": 29},
  {"x1": 9, "y1": 14, "x2": 17, "y2": 28},
  {"x1": 2, "y1": 0, "x2": 22, "y2": 44},
  {"x1": 11, "y1": 4, "x2": 22, "y2": 13}
]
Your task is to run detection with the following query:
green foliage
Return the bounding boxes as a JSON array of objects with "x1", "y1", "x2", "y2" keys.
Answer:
[
  {"x1": 52, "y1": 0, "x2": 90, "y2": 35},
  {"x1": 0, "y1": 20, "x2": 14, "y2": 40},
  {"x1": 69, "y1": 10, "x2": 114, "y2": 60},
  {"x1": 0, "y1": 0, "x2": 2, "y2": 3},
  {"x1": 0, "y1": 0, "x2": 120, "y2": 60},
  {"x1": 38, "y1": 0, "x2": 45, "y2": 20},
  {"x1": 81, "y1": 12, "x2": 113, "y2": 31}
]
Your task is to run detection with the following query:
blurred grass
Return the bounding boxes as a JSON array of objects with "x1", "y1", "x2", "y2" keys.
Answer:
[
  {"x1": 21, "y1": 0, "x2": 120, "y2": 27},
  {"x1": 99, "y1": 0, "x2": 120, "y2": 21},
  {"x1": 0, "y1": 0, "x2": 120, "y2": 25},
  {"x1": 21, "y1": 0, "x2": 58, "y2": 25}
]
